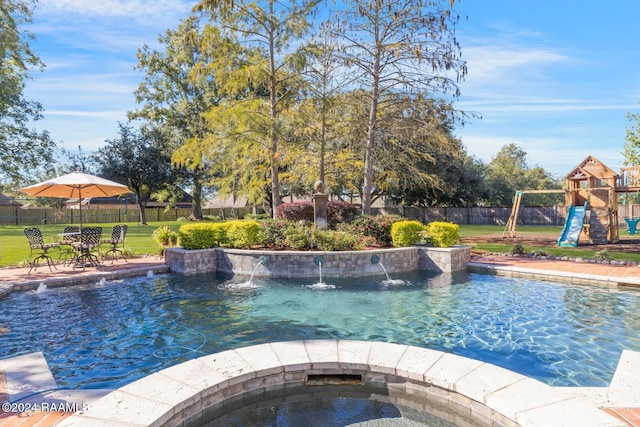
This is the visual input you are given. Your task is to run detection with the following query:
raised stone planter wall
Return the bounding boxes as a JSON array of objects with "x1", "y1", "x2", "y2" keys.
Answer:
[
  {"x1": 165, "y1": 248, "x2": 216, "y2": 274},
  {"x1": 164, "y1": 246, "x2": 471, "y2": 277},
  {"x1": 418, "y1": 245, "x2": 471, "y2": 273}
]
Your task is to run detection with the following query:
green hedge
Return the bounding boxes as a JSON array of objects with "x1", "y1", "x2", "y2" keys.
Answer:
[
  {"x1": 313, "y1": 229, "x2": 362, "y2": 251},
  {"x1": 426, "y1": 221, "x2": 460, "y2": 248},
  {"x1": 225, "y1": 220, "x2": 262, "y2": 248},
  {"x1": 390, "y1": 220, "x2": 425, "y2": 247},
  {"x1": 178, "y1": 223, "x2": 226, "y2": 249},
  {"x1": 178, "y1": 220, "x2": 261, "y2": 249}
]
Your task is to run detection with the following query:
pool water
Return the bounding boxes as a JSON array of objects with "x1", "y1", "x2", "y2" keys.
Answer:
[
  {"x1": 1, "y1": 271, "x2": 639, "y2": 389},
  {"x1": 208, "y1": 384, "x2": 461, "y2": 426}
]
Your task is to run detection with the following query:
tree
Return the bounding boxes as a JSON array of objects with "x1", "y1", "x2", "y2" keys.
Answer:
[
  {"x1": 0, "y1": 0, "x2": 56, "y2": 186},
  {"x1": 485, "y1": 144, "x2": 561, "y2": 206},
  {"x1": 335, "y1": 0, "x2": 466, "y2": 214},
  {"x1": 194, "y1": 0, "x2": 320, "y2": 215},
  {"x1": 94, "y1": 123, "x2": 175, "y2": 225},
  {"x1": 129, "y1": 16, "x2": 221, "y2": 220},
  {"x1": 299, "y1": 23, "x2": 352, "y2": 185},
  {"x1": 623, "y1": 103, "x2": 640, "y2": 166}
]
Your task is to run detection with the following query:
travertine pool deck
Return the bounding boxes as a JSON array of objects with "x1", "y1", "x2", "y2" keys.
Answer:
[
  {"x1": 0, "y1": 256, "x2": 169, "y2": 297},
  {"x1": 1, "y1": 254, "x2": 640, "y2": 425},
  {"x1": 468, "y1": 253, "x2": 640, "y2": 288}
]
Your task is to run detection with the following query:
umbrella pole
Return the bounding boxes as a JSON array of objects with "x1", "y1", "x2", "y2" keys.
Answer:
[{"x1": 79, "y1": 187, "x2": 83, "y2": 230}]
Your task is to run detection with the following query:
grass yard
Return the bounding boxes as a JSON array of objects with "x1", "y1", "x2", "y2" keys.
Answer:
[
  {"x1": 459, "y1": 224, "x2": 640, "y2": 264},
  {"x1": 0, "y1": 221, "x2": 181, "y2": 267},
  {"x1": 4, "y1": 222, "x2": 640, "y2": 268}
]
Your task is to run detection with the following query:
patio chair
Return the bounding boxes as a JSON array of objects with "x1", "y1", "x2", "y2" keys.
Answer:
[
  {"x1": 24, "y1": 227, "x2": 61, "y2": 274},
  {"x1": 71, "y1": 227, "x2": 102, "y2": 270},
  {"x1": 58, "y1": 225, "x2": 80, "y2": 263},
  {"x1": 102, "y1": 224, "x2": 128, "y2": 263}
]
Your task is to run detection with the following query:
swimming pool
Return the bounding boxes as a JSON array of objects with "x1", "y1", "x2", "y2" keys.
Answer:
[{"x1": 1, "y1": 270, "x2": 639, "y2": 389}]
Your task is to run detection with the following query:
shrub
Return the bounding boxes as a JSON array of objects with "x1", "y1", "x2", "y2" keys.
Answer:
[
  {"x1": 178, "y1": 223, "x2": 226, "y2": 250},
  {"x1": 593, "y1": 249, "x2": 612, "y2": 261},
  {"x1": 313, "y1": 229, "x2": 362, "y2": 251},
  {"x1": 260, "y1": 218, "x2": 289, "y2": 247},
  {"x1": 425, "y1": 221, "x2": 460, "y2": 248},
  {"x1": 276, "y1": 200, "x2": 360, "y2": 227},
  {"x1": 391, "y1": 220, "x2": 426, "y2": 247},
  {"x1": 152, "y1": 226, "x2": 179, "y2": 247},
  {"x1": 532, "y1": 249, "x2": 547, "y2": 258},
  {"x1": 225, "y1": 220, "x2": 262, "y2": 248},
  {"x1": 275, "y1": 202, "x2": 314, "y2": 222},
  {"x1": 327, "y1": 201, "x2": 359, "y2": 228},
  {"x1": 510, "y1": 243, "x2": 525, "y2": 255},
  {"x1": 339, "y1": 214, "x2": 403, "y2": 246},
  {"x1": 282, "y1": 221, "x2": 314, "y2": 250}
]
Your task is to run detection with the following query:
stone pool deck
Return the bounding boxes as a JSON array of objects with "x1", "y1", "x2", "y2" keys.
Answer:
[
  {"x1": 1, "y1": 254, "x2": 640, "y2": 425},
  {"x1": 0, "y1": 256, "x2": 169, "y2": 297}
]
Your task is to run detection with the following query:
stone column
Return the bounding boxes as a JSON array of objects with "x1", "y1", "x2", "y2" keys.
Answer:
[{"x1": 313, "y1": 180, "x2": 328, "y2": 230}]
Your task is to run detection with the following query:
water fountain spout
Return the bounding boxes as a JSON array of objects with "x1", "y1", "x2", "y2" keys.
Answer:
[
  {"x1": 370, "y1": 255, "x2": 390, "y2": 280},
  {"x1": 314, "y1": 256, "x2": 325, "y2": 285},
  {"x1": 248, "y1": 257, "x2": 266, "y2": 283},
  {"x1": 378, "y1": 263, "x2": 391, "y2": 281},
  {"x1": 370, "y1": 254, "x2": 403, "y2": 285}
]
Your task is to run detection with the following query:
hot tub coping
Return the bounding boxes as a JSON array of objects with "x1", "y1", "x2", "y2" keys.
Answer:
[{"x1": 59, "y1": 340, "x2": 631, "y2": 427}]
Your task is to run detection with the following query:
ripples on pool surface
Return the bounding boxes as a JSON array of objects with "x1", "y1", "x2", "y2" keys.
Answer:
[{"x1": 1, "y1": 270, "x2": 639, "y2": 389}]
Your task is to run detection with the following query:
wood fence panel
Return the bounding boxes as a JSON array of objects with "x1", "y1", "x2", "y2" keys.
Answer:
[{"x1": 0, "y1": 204, "x2": 629, "y2": 227}]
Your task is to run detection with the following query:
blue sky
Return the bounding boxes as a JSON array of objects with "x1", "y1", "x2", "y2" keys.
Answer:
[{"x1": 23, "y1": 0, "x2": 640, "y2": 178}]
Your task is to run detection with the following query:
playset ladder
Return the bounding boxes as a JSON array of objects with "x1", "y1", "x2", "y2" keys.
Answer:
[{"x1": 503, "y1": 191, "x2": 523, "y2": 238}]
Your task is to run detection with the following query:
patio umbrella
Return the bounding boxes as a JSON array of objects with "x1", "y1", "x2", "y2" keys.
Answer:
[{"x1": 18, "y1": 171, "x2": 130, "y2": 228}]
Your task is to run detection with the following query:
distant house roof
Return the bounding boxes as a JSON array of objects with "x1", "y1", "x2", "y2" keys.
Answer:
[
  {"x1": 63, "y1": 190, "x2": 193, "y2": 209},
  {"x1": 203, "y1": 195, "x2": 250, "y2": 209},
  {"x1": 0, "y1": 193, "x2": 22, "y2": 207}
]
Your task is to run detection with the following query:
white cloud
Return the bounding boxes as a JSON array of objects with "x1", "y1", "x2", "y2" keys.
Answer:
[
  {"x1": 39, "y1": 0, "x2": 193, "y2": 19},
  {"x1": 45, "y1": 110, "x2": 126, "y2": 119},
  {"x1": 464, "y1": 45, "x2": 570, "y2": 83}
]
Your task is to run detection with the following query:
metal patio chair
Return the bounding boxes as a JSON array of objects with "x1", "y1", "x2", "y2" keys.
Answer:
[
  {"x1": 102, "y1": 224, "x2": 128, "y2": 263},
  {"x1": 58, "y1": 225, "x2": 80, "y2": 264},
  {"x1": 71, "y1": 227, "x2": 102, "y2": 270},
  {"x1": 24, "y1": 227, "x2": 61, "y2": 274}
]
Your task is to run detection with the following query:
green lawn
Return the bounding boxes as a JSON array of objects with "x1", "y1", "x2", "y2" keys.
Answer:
[
  {"x1": 459, "y1": 225, "x2": 640, "y2": 263},
  {"x1": 0, "y1": 221, "x2": 182, "y2": 267},
  {"x1": 4, "y1": 222, "x2": 640, "y2": 268}
]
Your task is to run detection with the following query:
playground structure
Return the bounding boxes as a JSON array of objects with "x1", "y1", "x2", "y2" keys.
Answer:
[{"x1": 504, "y1": 155, "x2": 640, "y2": 246}]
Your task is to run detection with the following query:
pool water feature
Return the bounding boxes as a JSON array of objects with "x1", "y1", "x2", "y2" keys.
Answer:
[{"x1": 1, "y1": 270, "x2": 640, "y2": 390}]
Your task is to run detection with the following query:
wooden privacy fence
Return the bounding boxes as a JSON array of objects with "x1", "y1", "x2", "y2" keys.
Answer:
[
  {"x1": 2, "y1": 204, "x2": 640, "y2": 228},
  {"x1": 0, "y1": 206, "x2": 256, "y2": 226},
  {"x1": 370, "y1": 206, "x2": 567, "y2": 226}
]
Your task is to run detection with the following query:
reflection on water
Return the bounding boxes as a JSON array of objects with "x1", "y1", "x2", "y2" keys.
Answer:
[{"x1": 1, "y1": 270, "x2": 640, "y2": 389}]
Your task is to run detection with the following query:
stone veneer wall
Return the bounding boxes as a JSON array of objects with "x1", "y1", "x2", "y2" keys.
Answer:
[
  {"x1": 165, "y1": 246, "x2": 471, "y2": 277},
  {"x1": 418, "y1": 245, "x2": 470, "y2": 273}
]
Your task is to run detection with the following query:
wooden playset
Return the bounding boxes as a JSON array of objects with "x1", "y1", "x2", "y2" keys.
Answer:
[{"x1": 504, "y1": 155, "x2": 640, "y2": 246}]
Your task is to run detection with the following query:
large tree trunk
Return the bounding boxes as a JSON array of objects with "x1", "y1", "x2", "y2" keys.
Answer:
[
  {"x1": 191, "y1": 168, "x2": 203, "y2": 220},
  {"x1": 268, "y1": 20, "x2": 281, "y2": 217},
  {"x1": 137, "y1": 198, "x2": 148, "y2": 225},
  {"x1": 270, "y1": 125, "x2": 281, "y2": 217},
  {"x1": 362, "y1": 79, "x2": 380, "y2": 215}
]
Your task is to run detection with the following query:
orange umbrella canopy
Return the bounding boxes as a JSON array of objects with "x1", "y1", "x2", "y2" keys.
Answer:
[
  {"x1": 19, "y1": 172, "x2": 130, "y2": 227},
  {"x1": 19, "y1": 171, "x2": 129, "y2": 199}
]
